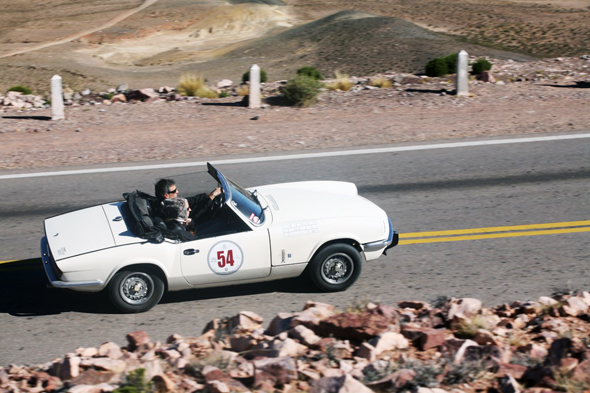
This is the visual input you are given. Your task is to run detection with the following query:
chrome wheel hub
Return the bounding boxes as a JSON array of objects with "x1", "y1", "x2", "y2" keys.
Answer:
[
  {"x1": 120, "y1": 273, "x2": 153, "y2": 305},
  {"x1": 321, "y1": 253, "x2": 353, "y2": 284}
]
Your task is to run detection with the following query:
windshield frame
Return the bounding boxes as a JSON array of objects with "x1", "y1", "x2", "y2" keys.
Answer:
[{"x1": 208, "y1": 163, "x2": 266, "y2": 227}]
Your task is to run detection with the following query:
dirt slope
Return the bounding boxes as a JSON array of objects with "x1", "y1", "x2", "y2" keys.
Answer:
[{"x1": 0, "y1": 0, "x2": 588, "y2": 94}]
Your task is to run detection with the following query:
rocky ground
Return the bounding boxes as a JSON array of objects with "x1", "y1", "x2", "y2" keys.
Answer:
[
  {"x1": 2, "y1": 290, "x2": 590, "y2": 393},
  {"x1": 1, "y1": 55, "x2": 589, "y2": 172},
  {"x1": 1, "y1": 55, "x2": 590, "y2": 393}
]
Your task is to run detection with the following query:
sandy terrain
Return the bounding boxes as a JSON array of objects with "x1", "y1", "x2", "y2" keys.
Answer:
[
  {"x1": 0, "y1": 0, "x2": 588, "y2": 94},
  {"x1": 1, "y1": 57, "x2": 589, "y2": 171}
]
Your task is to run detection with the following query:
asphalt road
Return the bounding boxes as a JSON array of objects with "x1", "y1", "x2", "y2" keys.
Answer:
[{"x1": 1, "y1": 133, "x2": 589, "y2": 366}]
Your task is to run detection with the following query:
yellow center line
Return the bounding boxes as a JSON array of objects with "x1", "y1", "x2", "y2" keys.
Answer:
[
  {"x1": 401, "y1": 220, "x2": 590, "y2": 238},
  {"x1": 1, "y1": 221, "x2": 589, "y2": 262}
]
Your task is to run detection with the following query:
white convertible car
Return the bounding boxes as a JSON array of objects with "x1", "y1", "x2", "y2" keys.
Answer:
[{"x1": 41, "y1": 163, "x2": 398, "y2": 313}]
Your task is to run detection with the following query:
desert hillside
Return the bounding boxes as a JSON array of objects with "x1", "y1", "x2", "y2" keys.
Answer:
[{"x1": 0, "y1": 0, "x2": 588, "y2": 94}]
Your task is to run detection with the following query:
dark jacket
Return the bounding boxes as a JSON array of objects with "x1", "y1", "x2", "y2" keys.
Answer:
[
  {"x1": 165, "y1": 219, "x2": 195, "y2": 242},
  {"x1": 154, "y1": 192, "x2": 214, "y2": 221}
]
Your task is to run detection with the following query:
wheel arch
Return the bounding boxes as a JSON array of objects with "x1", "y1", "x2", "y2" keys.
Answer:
[
  {"x1": 107, "y1": 263, "x2": 169, "y2": 293},
  {"x1": 306, "y1": 238, "x2": 364, "y2": 273},
  {"x1": 311, "y1": 238, "x2": 363, "y2": 261}
]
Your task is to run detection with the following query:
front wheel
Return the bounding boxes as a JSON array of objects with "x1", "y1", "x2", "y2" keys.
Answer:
[
  {"x1": 309, "y1": 244, "x2": 363, "y2": 292},
  {"x1": 108, "y1": 269, "x2": 165, "y2": 313}
]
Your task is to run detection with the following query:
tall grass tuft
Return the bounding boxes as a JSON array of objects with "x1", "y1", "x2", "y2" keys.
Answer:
[
  {"x1": 326, "y1": 71, "x2": 353, "y2": 91},
  {"x1": 369, "y1": 76, "x2": 392, "y2": 89},
  {"x1": 453, "y1": 315, "x2": 489, "y2": 339},
  {"x1": 235, "y1": 84, "x2": 249, "y2": 96},
  {"x1": 177, "y1": 73, "x2": 218, "y2": 98}
]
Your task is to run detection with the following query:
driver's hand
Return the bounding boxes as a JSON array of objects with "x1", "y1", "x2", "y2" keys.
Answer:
[{"x1": 209, "y1": 187, "x2": 221, "y2": 200}]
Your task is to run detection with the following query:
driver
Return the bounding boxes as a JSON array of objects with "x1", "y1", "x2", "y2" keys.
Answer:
[{"x1": 154, "y1": 178, "x2": 221, "y2": 221}]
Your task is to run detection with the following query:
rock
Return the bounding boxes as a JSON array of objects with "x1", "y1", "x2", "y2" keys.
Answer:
[
  {"x1": 158, "y1": 86, "x2": 173, "y2": 94},
  {"x1": 289, "y1": 324, "x2": 321, "y2": 347},
  {"x1": 473, "y1": 329, "x2": 501, "y2": 346},
  {"x1": 417, "y1": 389, "x2": 449, "y2": 393},
  {"x1": 366, "y1": 368, "x2": 416, "y2": 390},
  {"x1": 452, "y1": 339, "x2": 479, "y2": 364},
  {"x1": 166, "y1": 93, "x2": 183, "y2": 101},
  {"x1": 495, "y1": 362, "x2": 527, "y2": 379},
  {"x1": 75, "y1": 347, "x2": 98, "y2": 358},
  {"x1": 254, "y1": 356, "x2": 297, "y2": 387},
  {"x1": 369, "y1": 332, "x2": 409, "y2": 353},
  {"x1": 572, "y1": 359, "x2": 590, "y2": 382},
  {"x1": 317, "y1": 308, "x2": 399, "y2": 341},
  {"x1": 116, "y1": 83, "x2": 128, "y2": 92},
  {"x1": 110, "y1": 94, "x2": 127, "y2": 103},
  {"x1": 68, "y1": 369, "x2": 116, "y2": 386},
  {"x1": 562, "y1": 296, "x2": 588, "y2": 316},
  {"x1": 97, "y1": 342, "x2": 123, "y2": 359},
  {"x1": 310, "y1": 374, "x2": 374, "y2": 393},
  {"x1": 538, "y1": 296, "x2": 558, "y2": 306},
  {"x1": 477, "y1": 71, "x2": 496, "y2": 83},
  {"x1": 126, "y1": 330, "x2": 151, "y2": 351},
  {"x1": 151, "y1": 374, "x2": 176, "y2": 392},
  {"x1": 89, "y1": 358, "x2": 127, "y2": 373},
  {"x1": 230, "y1": 335, "x2": 258, "y2": 352},
  {"x1": 499, "y1": 374, "x2": 520, "y2": 393},
  {"x1": 267, "y1": 313, "x2": 294, "y2": 336},
  {"x1": 355, "y1": 342, "x2": 378, "y2": 361},
  {"x1": 217, "y1": 79, "x2": 233, "y2": 88},
  {"x1": 547, "y1": 338, "x2": 572, "y2": 365},
  {"x1": 59, "y1": 356, "x2": 81, "y2": 380},
  {"x1": 67, "y1": 383, "x2": 116, "y2": 393},
  {"x1": 292, "y1": 302, "x2": 336, "y2": 329},
  {"x1": 517, "y1": 343, "x2": 548, "y2": 359},
  {"x1": 447, "y1": 298, "x2": 482, "y2": 321},
  {"x1": 202, "y1": 366, "x2": 249, "y2": 392},
  {"x1": 402, "y1": 327, "x2": 446, "y2": 350},
  {"x1": 398, "y1": 300, "x2": 429, "y2": 310},
  {"x1": 228, "y1": 311, "x2": 264, "y2": 332}
]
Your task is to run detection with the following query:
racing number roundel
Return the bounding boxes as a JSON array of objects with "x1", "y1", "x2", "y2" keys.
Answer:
[{"x1": 207, "y1": 240, "x2": 244, "y2": 275}]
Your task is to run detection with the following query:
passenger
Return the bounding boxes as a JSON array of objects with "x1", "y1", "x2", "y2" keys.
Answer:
[
  {"x1": 154, "y1": 178, "x2": 221, "y2": 221},
  {"x1": 161, "y1": 197, "x2": 195, "y2": 241}
]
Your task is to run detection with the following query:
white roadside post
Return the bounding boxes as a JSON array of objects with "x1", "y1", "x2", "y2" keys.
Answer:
[
  {"x1": 456, "y1": 50, "x2": 469, "y2": 97},
  {"x1": 51, "y1": 75, "x2": 65, "y2": 120},
  {"x1": 248, "y1": 64, "x2": 261, "y2": 109}
]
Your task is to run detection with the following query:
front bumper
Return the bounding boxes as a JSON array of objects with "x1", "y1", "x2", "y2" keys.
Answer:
[
  {"x1": 363, "y1": 218, "x2": 399, "y2": 254},
  {"x1": 41, "y1": 237, "x2": 104, "y2": 289}
]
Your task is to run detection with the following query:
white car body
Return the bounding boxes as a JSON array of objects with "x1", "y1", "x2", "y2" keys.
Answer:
[{"x1": 41, "y1": 164, "x2": 398, "y2": 312}]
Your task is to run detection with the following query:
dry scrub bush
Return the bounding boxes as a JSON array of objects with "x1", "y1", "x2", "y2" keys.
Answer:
[
  {"x1": 235, "y1": 84, "x2": 249, "y2": 96},
  {"x1": 280, "y1": 75, "x2": 323, "y2": 107},
  {"x1": 326, "y1": 71, "x2": 353, "y2": 91},
  {"x1": 369, "y1": 76, "x2": 392, "y2": 88},
  {"x1": 453, "y1": 315, "x2": 490, "y2": 339},
  {"x1": 554, "y1": 366, "x2": 590, "y2": 393},
  {"x1": 177, "y1": 73, "x2": 218, "y2": 98}
]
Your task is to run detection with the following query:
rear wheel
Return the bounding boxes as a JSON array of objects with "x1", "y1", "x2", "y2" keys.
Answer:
[
  {"x1": 309, "y1": 244, "x2": 363, "y2": 292},
  {"x1": 108, "y1": 269, "x2": 164, "y2": 313}
]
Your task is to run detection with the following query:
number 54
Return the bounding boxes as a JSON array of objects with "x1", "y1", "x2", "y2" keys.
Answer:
[{"x1": 217, "y1": 250, "x2": 235, "y2": 268}]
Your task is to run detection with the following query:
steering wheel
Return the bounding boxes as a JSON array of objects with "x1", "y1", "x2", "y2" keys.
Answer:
[{"x1": 211, "y1": 184, "x2": 225, "y2": 211}]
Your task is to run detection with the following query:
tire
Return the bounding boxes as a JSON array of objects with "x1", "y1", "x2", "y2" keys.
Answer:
[
  {"x1": 108, "y1": 269, "x2": 165, "y2": 313},
  {"x1": 309, "y1": 243, "x2": 363, "y2": 292}
]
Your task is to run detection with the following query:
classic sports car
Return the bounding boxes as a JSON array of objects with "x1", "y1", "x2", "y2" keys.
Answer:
[{"x1": 41, "y1": 163, "x2": 398, "y2": 313}]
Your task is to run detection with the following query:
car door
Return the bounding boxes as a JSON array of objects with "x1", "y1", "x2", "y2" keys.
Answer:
[{"x1": 180, "y1": 229, "x2": 271, "y2": 286}]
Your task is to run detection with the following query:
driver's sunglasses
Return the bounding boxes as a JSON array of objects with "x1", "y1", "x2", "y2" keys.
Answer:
[{"x1": 168, "y1": 188, "x2": 178, "y2": 194}]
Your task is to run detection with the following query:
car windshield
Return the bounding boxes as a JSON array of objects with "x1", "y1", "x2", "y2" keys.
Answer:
[
  {"x1": 172, "y1": 164, "x2": 265, "y2": 226},
  {"x1": 222, "y1": 175, "x2": 265, "y2": 226}
]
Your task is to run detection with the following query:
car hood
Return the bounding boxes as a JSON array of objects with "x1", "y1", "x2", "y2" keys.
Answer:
[
  {"x1": 256, "y1": 181, "x2": 387, "y2": 223},
  {"x1": 44, "y1": 205, "x2": 116, "y2": 261}
]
